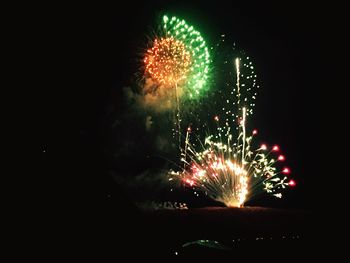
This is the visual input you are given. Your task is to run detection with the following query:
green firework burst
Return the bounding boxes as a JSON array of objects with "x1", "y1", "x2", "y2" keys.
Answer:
[{"x1": 162, "y1": 15, "x2": 211, "y2": 99}]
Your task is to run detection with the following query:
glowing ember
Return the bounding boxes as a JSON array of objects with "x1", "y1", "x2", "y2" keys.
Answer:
[
  {"x1": 278, "y1": 155, "x2": 285, "y2": 161},
  {"x1": 288, "y1": 180, "x2": 296, "y2": 186},
  {"x1": 272, "y1": 145, "x2": 280, "y2": 151},
  {"x1": 282, "y1": 167, "x2": 291, "y2": 174},
  {"x1": 260, "y1": 144, "x2": 267, "y2": 150}
]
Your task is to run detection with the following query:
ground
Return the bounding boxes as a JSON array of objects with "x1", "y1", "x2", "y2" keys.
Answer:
[{"x1": 116, "y1": 206, "x2": 316, "y2": 258}]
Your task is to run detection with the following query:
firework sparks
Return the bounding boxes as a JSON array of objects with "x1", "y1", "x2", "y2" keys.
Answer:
[
  {"x1": 214, "y1": 38, "x2": 259, "y2": 119},
  {"x1": 143, "y1": 15, "x2": 212, "y2": 152},
  {"x1": 144, "y1": 37, "x2": 191, "y2": 86},
  {"x1": 170, "y1": 55, "x2": 295, "y2": 207},
  {"x1": 173, "y1": 113, "x2": 293, "y2": 207},
  {"x1": 163, "y1": 15, "x2": 211, "y2": 98},
  {"x1": 144, "y1": 15, "x2": 211, "y2": 99}
]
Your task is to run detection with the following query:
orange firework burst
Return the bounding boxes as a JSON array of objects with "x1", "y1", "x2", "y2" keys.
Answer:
[{"x1": 144, "y1": 37, "x2": 191, "y2": 86}]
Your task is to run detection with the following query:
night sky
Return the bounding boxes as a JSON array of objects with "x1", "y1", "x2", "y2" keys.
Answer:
[{"x1": 40, "y1": 1, "x2": 335, "y2": 258}]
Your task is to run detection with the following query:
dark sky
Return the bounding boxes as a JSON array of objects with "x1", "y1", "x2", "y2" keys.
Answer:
[{"x1": 42, "y1": 1, "x2": 333, "y2": 213}]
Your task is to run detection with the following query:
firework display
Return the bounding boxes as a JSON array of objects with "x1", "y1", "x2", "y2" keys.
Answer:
[
  {"x1": 140, "y1": 14, "x2": 296, "y2": 207},
  {"x1": 144, "y1": 37, "x2": 191, "y2": 86},
  {"x1": 169, "y1": 56, "x2": 295, "y2": 207},
  {"x1": 213, "y1": 37, "x2": 259, "y2": 118},
  {"x1": 171, "y1": 124, "x2": 294, "y2": 207},
  {"x1": 144, "y1": 15, "x2": 211, "y2": 99}
]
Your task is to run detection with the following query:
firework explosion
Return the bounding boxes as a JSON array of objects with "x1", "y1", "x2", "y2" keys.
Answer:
[
  {"x1": 172, "y1": 123, "x2": 295, "y2": 207},
  {"x1": 144, "y1": 37, "x2": 191, "y2": 86},
  {"x1": 142, "y1": 15, "x2": 212, "y2": 151},
  {"x1": 138, "y1": 15, "x2": 295, "y2": 207},
  {"x1": 144, "y1": 15, "x2": 211, "y2": 99},
  {"x1": 170, "y1": 56, "x2": 295, "y2": 207}
]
